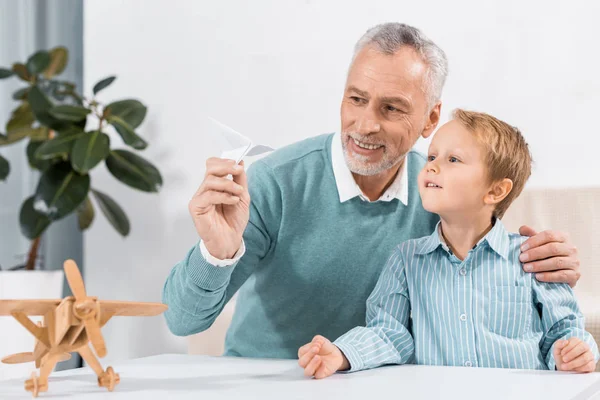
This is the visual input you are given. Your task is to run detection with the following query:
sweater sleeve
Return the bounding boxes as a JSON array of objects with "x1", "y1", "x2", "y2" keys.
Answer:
[{"x1": 162, "y1": 160, "x2": 282, "y2": 336}]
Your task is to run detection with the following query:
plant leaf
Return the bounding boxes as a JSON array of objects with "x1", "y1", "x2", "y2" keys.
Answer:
[
  {"x1": 55, "y1": 125, "x2": 85, "y2": 137},
  {"x1": 34, "y1": 132, "x2": 84, "y2": 160},
  {"x1": 0, "y1": 68, "x2": 14, "y2": 79},
  {"x1": 0, "y1": 153, "x2": 9, "y2": 181},
  {"x1": 77, "y1": 196, "x2": 95, "y2": 230},
  {"x1": 107, "y1": 115, "x2": 148, "y2": 150},
  {"x1": 104, "y1": 99, "x2": 147, "y2": 128},
  {"x1": 33, "y1": 162, "x2": 90, "y2": 220},
  {"x1": 43, "y1": 47, "x2": 68, "y2": 78},
  {"x1": 71, "y1": 131, "x2": 110, "y2": 173},
  {"x1": 4, "y1": 102, "x2": 47, "y2": 144},
  {"x1": 105, "y1": 149, "x2": 162, "y2": 192},
  {"x1": 0, "y1": 128, "x2": 31, "y2": 147},
  {"x1": 26, "y1": 51, "x2": 51, "y2": 75},
  {"x1": 12, "y1": 63, "x2": 31, "y2": 82},
  {"x1": 28, "y1": 85, "x2": 71, "y2": 130},
  {"x1": 12, "y1": 87, "x2": 29, "y2": 101},
  {"x1": 3, "y1": 127, "x2": 48, "y2": 146},
  {"x1": 28, "y1": 126, "x2": 50, "y2": 142},
  {"x1": 28, "y1": 85, "x2": 54, "y2": 123},
  {"x1": 49, "y1": 105, "x2": 91, "y2": 122},
  {"x1": 6, "y1": 103, "x2": 35, "y2": 133},
  {"x1": 26, "y1": 140, "x2": 53, "y2": 171},
  {"x1": 19, "y1": 196, "x2": 52, "y2": 239},
  {"x1": 91, "y1": 189, "x2": 130, "y2": 236},
  {"x1": 93, "y1": 76, "x2": 116, "y2": 95}
]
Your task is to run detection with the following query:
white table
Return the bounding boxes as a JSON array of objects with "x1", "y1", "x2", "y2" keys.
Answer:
[{"x1": 1, "y1": 354, "x2": 599, "y2": 400}]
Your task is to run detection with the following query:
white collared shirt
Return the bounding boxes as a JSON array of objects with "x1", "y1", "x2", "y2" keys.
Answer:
[
  {"x1": 201, "y1": 132, "x2": 409, "y2": 265},
  {"x1": 331, "y1": 132, "x2": 408, "y2": 205}
]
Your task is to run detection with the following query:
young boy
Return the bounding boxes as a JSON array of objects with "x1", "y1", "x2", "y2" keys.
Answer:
[{"x1": 298, "y1": 109, "x2": 599, "y2": 378}]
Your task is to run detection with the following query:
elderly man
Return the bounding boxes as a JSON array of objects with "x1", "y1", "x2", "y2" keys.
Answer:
[{"x1": 162, "y1": 23, "x2": 580, "y2": 358}]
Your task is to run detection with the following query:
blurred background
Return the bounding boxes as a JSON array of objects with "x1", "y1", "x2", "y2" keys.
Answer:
[{"x1": 1, "y1": 0, "x2": 599, "y2": 375}]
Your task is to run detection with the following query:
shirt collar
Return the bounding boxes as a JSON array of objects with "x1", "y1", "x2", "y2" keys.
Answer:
[
  {"x1": 416, "y1": 218, "x2": 510, "y2": 260},
  {"x1": 330, "y1": 132, "x2": 408, "y2": 204}
]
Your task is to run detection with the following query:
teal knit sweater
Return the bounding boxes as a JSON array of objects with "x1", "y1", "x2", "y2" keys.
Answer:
[{"x1": 162, "y1": 133, "x2": 439, "y2": 358}]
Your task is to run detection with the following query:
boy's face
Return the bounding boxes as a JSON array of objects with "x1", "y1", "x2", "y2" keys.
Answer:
[{"x1": 418, "y1": 120, "x2": 491, "y2": 218}]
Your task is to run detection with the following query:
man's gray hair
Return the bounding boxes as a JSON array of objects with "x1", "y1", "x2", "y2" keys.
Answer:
[{"x1": 353, "y1": 23, "x2": 448, "y2": 108}]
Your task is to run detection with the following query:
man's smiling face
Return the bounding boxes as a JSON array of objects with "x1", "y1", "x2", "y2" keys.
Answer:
[{"x1": 340, "y1": 45, "x2": 437, "y2": 176}]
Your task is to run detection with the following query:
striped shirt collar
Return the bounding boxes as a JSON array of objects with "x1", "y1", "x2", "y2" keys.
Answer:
[
  {"x1": 331, "y1": 132, "x2": 408, "y2": 205},
  {"x1": 416, "y1": 218, "x2": 510, "y2": 260}
]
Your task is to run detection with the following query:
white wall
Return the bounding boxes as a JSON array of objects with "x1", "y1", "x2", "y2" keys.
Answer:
[{"x1": 83, "y1": 0, "x2": 600, "y2": 364}]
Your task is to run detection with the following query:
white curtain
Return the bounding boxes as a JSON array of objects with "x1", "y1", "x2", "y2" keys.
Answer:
[{"x1": 0, "y1": 0, "x2": 84, "y2": 370}]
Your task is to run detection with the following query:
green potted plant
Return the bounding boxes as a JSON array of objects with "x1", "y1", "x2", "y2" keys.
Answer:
[
  {"x1": 0, "y1": 46, "x2": 162, "y2": 378},
  {"x1": 0, "y1": 45, "x2": 162, "y2": 270}
]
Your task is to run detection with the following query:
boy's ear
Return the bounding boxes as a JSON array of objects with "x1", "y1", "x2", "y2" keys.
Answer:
[{"x1": 484, "y1": 178, "x2": 513, "y2": 206}]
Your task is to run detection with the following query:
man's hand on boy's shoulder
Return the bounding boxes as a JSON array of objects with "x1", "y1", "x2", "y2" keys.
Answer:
[
  {"x1": 518, "y1": 226, "x2": 581, "y2": 288},
  {"x1": 554, "y1": 338, "x2": 597, "y2": 373}
]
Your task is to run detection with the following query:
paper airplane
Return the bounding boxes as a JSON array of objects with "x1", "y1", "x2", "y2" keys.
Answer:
[{"x1": 208, "y1": 117, "x2": 274, "y2": 163}]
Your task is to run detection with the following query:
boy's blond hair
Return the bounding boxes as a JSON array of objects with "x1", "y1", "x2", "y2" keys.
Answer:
[{"x1": 452, "y1": 109, "x2": 532, "y2": 219}]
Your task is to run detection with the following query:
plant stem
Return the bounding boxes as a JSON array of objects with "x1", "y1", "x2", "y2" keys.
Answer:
[{"x1": 25, "y1": 237, "x2": 41, "y2": 271}]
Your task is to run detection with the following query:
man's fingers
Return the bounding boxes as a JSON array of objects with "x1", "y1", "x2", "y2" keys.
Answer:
[
  {"x1": 520, "y1": 242, "x2": 575, "y2": 264},
  {"x1": 304, "y1": 355, "x2": 322, "y2": 377},
  {"x1": 535, "y1": 270, "x2": 579, "y2": 287},
  {"x1": 194, "y1": 191, "x2": 240, "y2": 210},
  {"x1": 232, "y1": 161, "x2": 249, "y2": 191},
  {"x1": 523, "y1": 257, "x2": 579, "y2": 273},
  {"x1": 518, "y1": 225, "x2": 538, "y2": 238},
  {"x1": 205, "y1": 158, "x2": 245, "y2": 178},
  {"x1": 520, "y1": 229, "x2": 568, "y2": 251},
  {"x1": 199, "y1": 176, "x2": 245, "y2": 196}
]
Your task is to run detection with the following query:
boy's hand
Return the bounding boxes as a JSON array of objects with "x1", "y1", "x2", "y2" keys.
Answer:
[
  {"x1": 297, "y1": 335, "x2": 349, "y2": 379},
  {"x1": 554, "y1": 338, "x2": 597, "y2": 373}
]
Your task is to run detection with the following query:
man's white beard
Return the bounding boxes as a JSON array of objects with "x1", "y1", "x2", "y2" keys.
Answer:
[{"x1": 341, "y1": 133, "x2": 405, "y2": 176}]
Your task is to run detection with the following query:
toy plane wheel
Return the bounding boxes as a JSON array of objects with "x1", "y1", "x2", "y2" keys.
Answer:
[
  {"x1": 24, "y1": 371, "x2": 47, "y2": 398},
  {"x1": 98, "y1": 366, "x2": 120, "y2": 391}
]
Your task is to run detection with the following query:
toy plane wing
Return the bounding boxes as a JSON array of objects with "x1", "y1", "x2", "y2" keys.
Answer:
[
  {"x1": 0, "y1": 300, "x2": 61, "y2": 316},
  {"x1": 99, "y1": 301, "x2": 167, "y2": 316}
]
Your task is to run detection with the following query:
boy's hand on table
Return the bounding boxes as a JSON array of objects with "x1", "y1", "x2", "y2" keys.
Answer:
[
  {"x1": 297, "y1": 335, "x2": 349, "y2": 379},
  {"x1": 554, "y1": 338, "x2": 597, "y2": 373}
]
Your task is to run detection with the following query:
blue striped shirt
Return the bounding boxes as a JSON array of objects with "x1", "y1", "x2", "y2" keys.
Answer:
[{"x1": 334, "y1": 219, "x2": 599, "y2": 371}]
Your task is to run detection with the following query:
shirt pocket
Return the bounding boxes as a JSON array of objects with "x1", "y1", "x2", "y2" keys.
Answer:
[{"x1": 484, "y1": 286, "x2": 532, "y2": 339}]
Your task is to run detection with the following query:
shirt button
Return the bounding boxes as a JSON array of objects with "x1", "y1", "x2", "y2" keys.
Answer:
[
  {"x1": 464, "y1": 360, "x2": 472, "y2": 367},
  {"x1": 459, "y1": 268, "x2": 467, "y2": 276},
  {"x1": 459, "y1": 314, "x2": 467, "y2": 322}
]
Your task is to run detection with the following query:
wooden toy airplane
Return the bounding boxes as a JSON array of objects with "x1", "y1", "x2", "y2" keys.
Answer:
[{"x1": 0, "y1": 259, "x2": 168, "y2": 397}]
